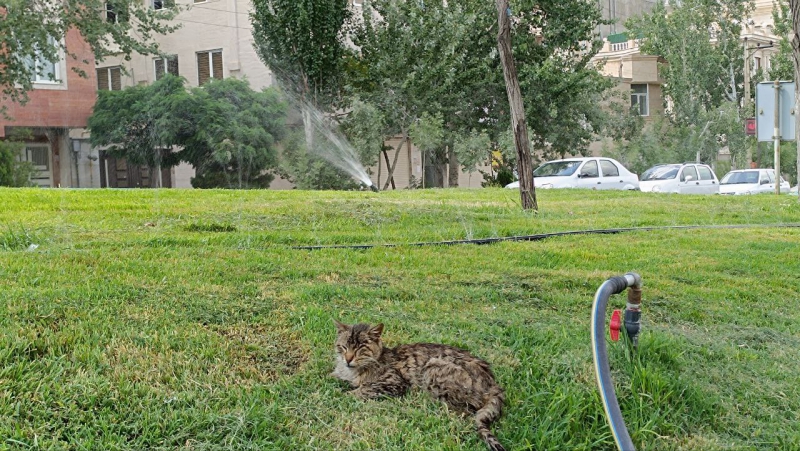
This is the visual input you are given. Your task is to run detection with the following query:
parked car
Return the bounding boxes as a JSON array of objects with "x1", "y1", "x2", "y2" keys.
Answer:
[
  {"x1": 504, "y1": 157, "x2": 639, "y2": 190},
  {"x1": 639, "y1": 163, "x2": 719, "y2": 194},
  {"x1": 719, "y1": 169, "x2": 790, "y2": 195}
]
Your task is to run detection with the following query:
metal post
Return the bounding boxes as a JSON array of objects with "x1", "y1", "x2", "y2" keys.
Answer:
[
  {"x1": 744, "y1": 39, "x2": 752, "y2": 167},
  {"x1": 774, "y1": 80, "x2": 781, "y2": 195}
]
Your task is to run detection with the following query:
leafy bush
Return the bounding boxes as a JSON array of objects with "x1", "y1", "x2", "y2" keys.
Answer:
[{"x1": 0, "y1": 132, "x2": 36, "y2": 187}]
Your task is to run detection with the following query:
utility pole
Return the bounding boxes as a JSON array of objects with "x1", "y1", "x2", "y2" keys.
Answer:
[
  {"x1": 744, "y1": 38, "x2": 752, "y2": 168},
  {"x1": 496, "y1": 0, "x2": 537, "y2": 211},
  {"x1": 774, "y1": 79, "x2": 781, "y2": 195}
]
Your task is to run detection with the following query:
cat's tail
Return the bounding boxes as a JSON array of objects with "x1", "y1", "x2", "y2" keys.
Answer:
[{"x1": 474, "y1": 386, "x2": 506, "y2": 451}]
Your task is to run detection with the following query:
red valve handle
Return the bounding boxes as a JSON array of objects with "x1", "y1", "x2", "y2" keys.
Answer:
[{"x1": 609, "y1": 309, "x2": 622, "y2": 342}]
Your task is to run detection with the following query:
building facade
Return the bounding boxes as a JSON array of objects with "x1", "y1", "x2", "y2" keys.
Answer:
[{"x1": 0, "y1": 29, "x2": 99, "y2": 188}]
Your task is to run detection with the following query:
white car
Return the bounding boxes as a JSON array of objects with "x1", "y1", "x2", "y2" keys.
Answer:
[
  {"x1": 639, "y1": 163, "x2": 720, "y2": 194},
  {"x1": 719, "y1": 169, "x2": 790, "y2": 195},
  {"x1": 504, "y1": 157, "x2": 639, "y2": 190}
]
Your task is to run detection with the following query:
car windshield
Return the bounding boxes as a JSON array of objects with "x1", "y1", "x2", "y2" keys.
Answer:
[
  {"x1": 641, "y1": 165, "x2": 680, "y2": 181},
  {"x1": 721, "y1": 171, "x2": 759, "y2": 185},
  {"x1": 533, "y1": 161, "x2": 582, "y2": 177}
]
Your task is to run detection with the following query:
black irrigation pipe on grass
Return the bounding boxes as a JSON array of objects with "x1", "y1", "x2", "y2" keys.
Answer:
[{"x1": 292, "y1": 223, "x2": 800, "y2": 250}]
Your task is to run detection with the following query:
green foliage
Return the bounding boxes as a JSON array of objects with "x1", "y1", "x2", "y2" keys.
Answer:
[
  {"x1": 409, "y1": 112, "x2": 445, "y2": 155},
  {"x1": 340, "y1": 98, "x2": 383, "y2": 169},
  {"x1": 453, "y1": 129, "x2": 492, "y2": 174},
  {"x1": 512, "y1": 0, "x2": 614, "y2": 159},
  {"x1": 0, "y1": 132, "x2": 35, "y2": 187},
  {"x1": 250, "y1": 0, "x2": 352, "y2": 109},
  {"x1": 185, "y1": 79, "x2": 287, "y2": 189},
  {"x1": 603, "y1": 116, "x2": 680, "y2": 175},
  {"x1": 1, "y1": 0, "x2": 180, "y2": 105},
  {"x1": 768, "y1": 1, "x2": 794, "y2": 82},
  {"x1": 89, "y1": 76, "x2": 289, "y2": 189},
  {"x1": 349, "y1": 0, "x2": 504, "y2": 186},
  {"x1": 626, "y1": 0, "x2": 752, "y2": 165},
  {"x1": 275, "y1": 129, "x2": 361, "y2": 190},
  {"x1": 348, "y1": 0, "x2": 613, "y2": 186},
  {"x1": 89, "y1": 75, "x2": 190, "y2": 175}
]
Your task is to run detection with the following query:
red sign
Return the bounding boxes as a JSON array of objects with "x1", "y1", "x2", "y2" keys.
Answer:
[{"x1": 745, "y1": 118, "x2": 756, "y2": 136}]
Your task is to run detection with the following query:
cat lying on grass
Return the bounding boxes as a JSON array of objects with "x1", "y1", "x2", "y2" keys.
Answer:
[{"x1": 332, "y1": 320, "x2": 506, "y2": 451}]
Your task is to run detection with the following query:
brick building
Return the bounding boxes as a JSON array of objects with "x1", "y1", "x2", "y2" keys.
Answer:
[{"x1": 0, "y1": 29, "x2": 99, "y2": 187}]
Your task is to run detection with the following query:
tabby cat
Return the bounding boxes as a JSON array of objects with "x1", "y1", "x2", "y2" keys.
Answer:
[{"x1": 332, "y1": 321, "x2": 506, "y2": 451}]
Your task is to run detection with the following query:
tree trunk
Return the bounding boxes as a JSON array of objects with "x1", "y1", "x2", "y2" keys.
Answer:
[
  {"x1": 447, "y1": 145, "x2": 459, "y2": 188},
  {"x1": 792, "y1": 0, "x2": 800, "y2": 200},
  {"x1": 382, "y1": 130, "x2": 407, "y2": 190},
  {"x1": 496, "y1": 0, "x2": 537, "y2": 211},
  {"x1": 382, "y1": 149, "x2": 396, "y2": 189}
]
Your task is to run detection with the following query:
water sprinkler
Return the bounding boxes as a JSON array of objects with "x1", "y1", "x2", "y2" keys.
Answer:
[
  {"x1": 364, "y1": 182, "x2": 379, "y2": 192},
  {"x1": 591, "y1": 272, "x2": 643, "y2": 451}
]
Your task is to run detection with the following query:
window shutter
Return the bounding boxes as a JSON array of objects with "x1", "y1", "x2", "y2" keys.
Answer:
[
  {"x1": 97, "y1": 68, "x2": 109, "y2": 90},
  {"x1": 110, "y1": 67, "x2": 121, "y2": 90},
  {"x1": 212, "y1": 51, "x2": 223, "y2": 80},
  {"x1": 197, "y1": 52, "x2": 210, "y2": 85},
  {"x1": 155, "y1": 59, "x2": 165, "y2": 80},
  {"x1": 167, "y1": 56, "x2": 179, "y2": 76}
]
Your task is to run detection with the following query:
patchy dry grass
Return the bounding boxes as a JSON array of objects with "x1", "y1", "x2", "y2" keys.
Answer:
[{"x1": 1, "y1": 187, "x2": 799, "y2": 450}]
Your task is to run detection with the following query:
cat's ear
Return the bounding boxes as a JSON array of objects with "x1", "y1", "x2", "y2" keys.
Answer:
[
  {"x1": 333, "y1": 319, "x2": 349, "y2": 334},
  {"x1": 369, "y1": 323, "x2": 384, "y2": 339}
]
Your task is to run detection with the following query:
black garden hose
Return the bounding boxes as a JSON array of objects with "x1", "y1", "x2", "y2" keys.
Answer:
[{"x1": 591, "y1": 272, "x2": 642, "y2": 451}]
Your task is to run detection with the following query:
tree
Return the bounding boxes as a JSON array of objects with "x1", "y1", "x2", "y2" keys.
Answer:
[
  {"x1": 627, "y1": 0, "x2": 752, "y2": 165},
  {"x1": 184, "y1": 79, "x2": 288, "y2": 189},
  {"x1": 497, "y1": 0, "x2": 536, "y2": 210},
  {"x1": 251, "y1": 0, "x2": 352, "y2": 148},
  {"x1": 349, "y1": 0, "x2": 506, "y2": 189},
  {"x1": 89, "y1": 75, "x2": 289, "y2": 189},
  {"x1": 1, "y1": 0, "x2": 179, "y2": 106},
  {"x1": 89, "y1": 75, "x2": 190, "y2": 187},
  {"x1": 0, "y1": 129, "x2": 35, "y2": 187}
]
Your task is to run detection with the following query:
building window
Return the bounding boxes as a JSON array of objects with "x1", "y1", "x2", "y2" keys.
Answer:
[
  {"x1": 105, "y1": 3, "x2": 117, "y2": 23},
  {"x1": 152, "y1": 0, "x2": 174, "y2": 10},
  {"x1": 754, "y1": 56, "x2": 762, "y2": 71},
  {"x1": 97, "y1": 67, "x2": 122, "y2": 91},
  {"x1": 154, "y1": 56, "x2": 179, "y2": 80},
  {"x1": 631, "y1": 84, "x2": 649, "y2": 116},
  {"x1": 197, "y1": 50, "x2": 223, "y2": 85},
  {"x1": 24, "y1": 37, "x2": 60, "y2": 84},
  {"x1": 105, "y1": 2, "x2": 128, "y2": 22}
]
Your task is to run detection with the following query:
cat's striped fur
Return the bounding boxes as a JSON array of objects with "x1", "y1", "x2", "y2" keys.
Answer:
[{"x1": 332, "y1": 321, "x2": 506, "y2": 451}]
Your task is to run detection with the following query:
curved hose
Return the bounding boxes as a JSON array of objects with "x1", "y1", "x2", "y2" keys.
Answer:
[
  {"x1": 292, "y1": 223, "x2": 800, "y2": 250},
  {"x1": 591, "y1": 272, "x2": 641, "y2": 451}
]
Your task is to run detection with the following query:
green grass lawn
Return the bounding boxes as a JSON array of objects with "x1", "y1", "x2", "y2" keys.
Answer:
[{"x1": 1, "y1": 187, "x2": 799, "y2": 450}]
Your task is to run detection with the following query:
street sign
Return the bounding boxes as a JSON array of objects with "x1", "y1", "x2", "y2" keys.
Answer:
[
  {"x1": 745, "y1": 118, "x2": 756, "y2": 136},
  {"x1": 755, "y1": 81, "x2": 796, "y2": 142}
]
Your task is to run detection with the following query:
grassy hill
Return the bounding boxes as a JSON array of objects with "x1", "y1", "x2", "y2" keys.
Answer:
[{"x1": 1, "y1": 187, "x2": 799, "y2": 450}]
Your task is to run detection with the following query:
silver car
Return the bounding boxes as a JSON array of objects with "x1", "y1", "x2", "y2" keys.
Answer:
[
  {"x1": 719, "y1": 169, "x2": 790, "y2": 195},
  {"x1": 504, "y1": 157, "x2": 639, "y2": 190},
  {"x1": 639, "y1": 163, "x2": 719, "y2": 194}
]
